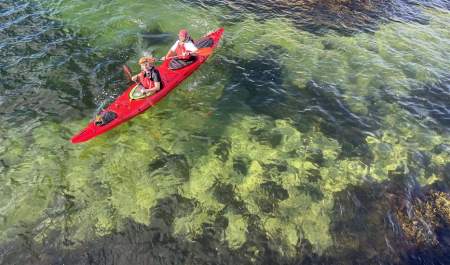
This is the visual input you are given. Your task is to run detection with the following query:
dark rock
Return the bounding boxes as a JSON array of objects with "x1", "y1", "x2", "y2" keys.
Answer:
[
  {"x1": 213, "y1": 138, "x2": 231, "y2": 162},
  {"x1": 233, "y1": 156, "x2": 249, "y2": 176},
  {"x1": 296, "y1": 183, "x2": 324, "y2": 201},
  {"x1": 148, "y1": 153, "x2": 190, "y2": 180},
  {"x1": 260, "y1": 181, "x2": 289, "y2": 201}
]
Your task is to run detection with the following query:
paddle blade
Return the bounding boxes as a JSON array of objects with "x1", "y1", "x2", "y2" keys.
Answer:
[
  {"x1": 196, "y1": 47, "x2": 214, "y2": 57},
  {"x1": 123, "y1": 65, "x2": 132, "y2": 81}
]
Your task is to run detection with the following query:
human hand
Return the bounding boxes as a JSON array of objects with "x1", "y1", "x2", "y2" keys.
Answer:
[{"x1": 160, "y1": 56, "x2": 166, "y2": 61}]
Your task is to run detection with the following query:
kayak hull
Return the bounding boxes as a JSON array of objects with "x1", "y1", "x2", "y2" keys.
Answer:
[{"x1": 71, "y1": 28, "x2": 224, "y2": 144}]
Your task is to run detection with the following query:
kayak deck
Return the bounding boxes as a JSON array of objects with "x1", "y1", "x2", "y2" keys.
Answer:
[{"x1": 71, "y1": 28, "x2": 224, "y2": 144}]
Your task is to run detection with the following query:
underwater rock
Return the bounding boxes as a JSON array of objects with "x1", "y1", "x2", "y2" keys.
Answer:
[
  {"x1": 260, "y1": 181, "x2": 289, "y2": 201},
  {"x1": 296, "y1": 183, "x2": 324, "y2": 202},
  {"x1": 45, "y1": 190, "x2": 77, "y2": 218},
  {"x1": 409, "y1": 150, "x2": 431, "y2": 169},
  {"x1": 140, "y1": 27, "x2": 173, "y2": 46},
  {"x1": 212, "y1": 138, "x2": 231, "y2": 162},
  {"x1": 262, "y1": 161, "x2": 288, "y2": 176},
  {"x1": 250, "y1": 127, "x2": 283, "y2": 148},
  {"x1": 233, "y1": 156, "x2": 250, "y2": 176},
  {"x1": 213, "y1": 182, "x2": 246, "y2": 214},
  {"x1": 148, "y1": 153, "x2": 190, "y2": 180},
  {"x1": 0, "y1": 159, "x2": 8, "y2": 173},
  {"x1": 398, "y1": 75, "x2": 450, "y2": 132},
  {"x1": 147, "y1": 194, "x2": 198, "y2": 233},
  {"x1": 433, "y1": 143, "x2": 450, "y2": 154},
  {"x1": 213, "y1": 183, "x2": 236, "y2": 205},
  {"x1": 306, "y1": 169, "x2": 322, "y2": 183},
  {"x1": 184, "y1": 0, "x2": 434, "y2": 34},
  {"x1": 226, "y1": 46, "x2": 288, "y2": 119}
]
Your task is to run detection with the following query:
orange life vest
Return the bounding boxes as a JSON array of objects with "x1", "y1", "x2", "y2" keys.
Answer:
[
  {"x1": 138, "y1": 70, "x2": 155, "y2": 89},
  {"x1": 175, "y1": 42, "x2": 191, "y2": 60}
]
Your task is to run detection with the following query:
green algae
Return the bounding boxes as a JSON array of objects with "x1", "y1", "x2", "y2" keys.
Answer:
[
  {"x1": 173, "y1": 208, "x2": 216, "y2": 240},
  {"x1": 174, "y1": 115, "x2": 365, "y2": 253},
  {"x1": 0, "y1": 111, "x2": 355, "y2": 254},
  {"x1": 2, "y1": 103, "x2": 449, "y2": 253},
  {"x1": 225, "y1": 212, "x2": 247, "y2": 249}
]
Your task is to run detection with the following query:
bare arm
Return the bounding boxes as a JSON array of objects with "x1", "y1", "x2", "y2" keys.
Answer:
[
  {"x1": 141, "y1": 82, "x2": 160, "y2": 95},
  {"x1": 150, "y1": 82, "x2": 160, "y2": 92},
  {"x1": 163, "y1": 41, "x2": 178, "y2": 60}
]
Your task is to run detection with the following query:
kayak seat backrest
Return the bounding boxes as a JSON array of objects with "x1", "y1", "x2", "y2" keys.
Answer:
[
  {"x1": 169, "y1": 57, "x2": 196, "y2": 70},
  {"x1": 95, "y1": 111, "x2": 117, "y2": 126},
  {"x1": 195, "y1": 37, "x2": 214, "y2": 48}
]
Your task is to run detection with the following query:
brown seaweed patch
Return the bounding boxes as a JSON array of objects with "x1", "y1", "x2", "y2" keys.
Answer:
[
  {"x1": 330, "y1": 171, "x2": 450, "y2": 264},
  {"x1": 394, "y1": 191, "x2": 450, "y2": 246}
]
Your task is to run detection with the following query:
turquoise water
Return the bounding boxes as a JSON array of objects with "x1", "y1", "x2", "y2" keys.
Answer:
[{"x1": 1, "y1": 0, "x2": 450, "y2": 264}]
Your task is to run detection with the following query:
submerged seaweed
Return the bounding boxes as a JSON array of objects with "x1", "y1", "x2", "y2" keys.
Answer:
[
  {"x1": 399, "y1": 75, "x2": 450, "y2": 131},
  {"x1": 1, "y1": 0, "x2": 450, "y2": 264},
  {"x1": 395, "y1": 191, "x2": 450, "y2": 246},
  {"x1": 331, "y1": 179, "x2": 450, "y2": 265}
]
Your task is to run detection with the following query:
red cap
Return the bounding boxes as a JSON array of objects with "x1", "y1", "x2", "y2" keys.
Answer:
[{"x1": 178, "y1": 29, "x2": 188, "y2": 39}]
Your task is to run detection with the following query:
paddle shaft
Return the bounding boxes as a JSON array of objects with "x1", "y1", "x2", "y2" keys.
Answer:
[
  {"x1": 161, "y1": 47, "x2": 213, "y2": 61},
  {"x1": 123, "y1": 47, "x2": 214, "y2": 81}
]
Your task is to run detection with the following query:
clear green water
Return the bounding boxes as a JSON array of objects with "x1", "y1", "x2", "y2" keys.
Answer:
[{"x1": 1, "y1": 0, "x2": 450, "y2": 264}]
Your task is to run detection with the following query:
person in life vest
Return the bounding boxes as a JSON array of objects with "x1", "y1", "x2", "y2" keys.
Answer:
[
  {"x1": 162, "y1": 29, "x2": 198, "y2": 70},
  {"x1": 131, "y1": 56, "x2": 161, "y2": 95}
]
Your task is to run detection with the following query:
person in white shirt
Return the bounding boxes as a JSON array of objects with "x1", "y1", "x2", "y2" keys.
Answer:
[{"x1": 162, "y1": 29, "x2": 198, "y2": 70}]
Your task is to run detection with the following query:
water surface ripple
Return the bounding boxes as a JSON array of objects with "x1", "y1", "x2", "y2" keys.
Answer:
[{"x1": 0, "y1": 0, "x2": 450, "y2": 264}]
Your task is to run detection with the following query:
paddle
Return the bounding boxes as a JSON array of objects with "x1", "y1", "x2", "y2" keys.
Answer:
[
  {"x1": 161, "y1": 47, "x2": 214, "y2": 61},
  {"x1": 123, "y1": 65, "x2": 134, "y2": 82},
  {"x1": 123, "y1": 47, "x2": 214, "y2": 80}
]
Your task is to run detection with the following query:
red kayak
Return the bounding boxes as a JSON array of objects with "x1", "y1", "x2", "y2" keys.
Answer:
[{"x1": 71, "y1": 28, "x2": 224, "y2": 144}]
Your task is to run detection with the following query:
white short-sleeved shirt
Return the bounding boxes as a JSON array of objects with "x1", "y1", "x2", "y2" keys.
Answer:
[{"x1": 170, "y1": 40, "x2": 198, "y2": 53}]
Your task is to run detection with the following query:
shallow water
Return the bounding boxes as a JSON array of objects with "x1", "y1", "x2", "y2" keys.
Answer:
[{"x1": 1, "y1": 0, "x2": 450, "y2": 264}]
